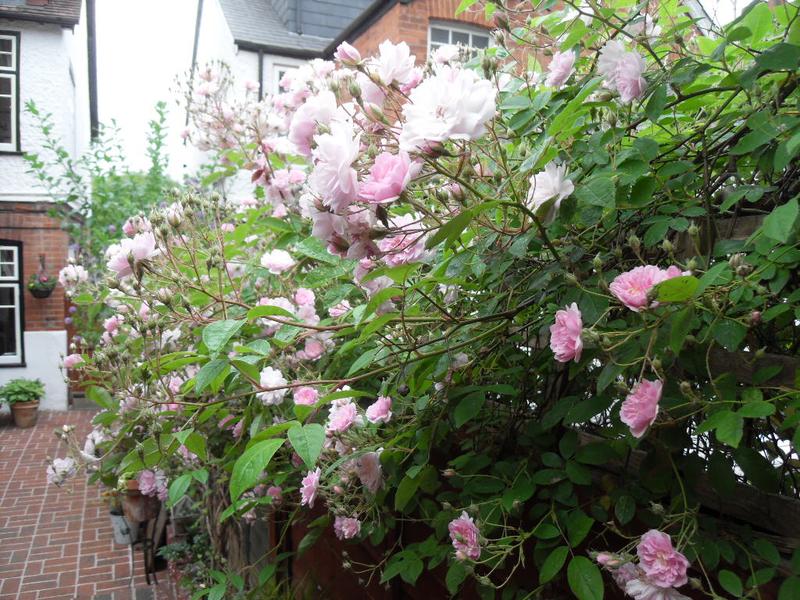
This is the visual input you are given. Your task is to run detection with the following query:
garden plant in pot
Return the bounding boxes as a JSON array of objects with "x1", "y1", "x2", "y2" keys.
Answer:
[{"x1": 0, "y1": 378, "x2": 44, "y2": 428}]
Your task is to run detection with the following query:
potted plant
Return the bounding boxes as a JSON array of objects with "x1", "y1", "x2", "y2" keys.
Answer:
[
  {"x1": 0, "y1": 378, "x2": 44, "y2": 428},
  {"x1": 27, "y1": 255, "x2": 57, "y2": 299},
  {"x1": 121, "y1": 476, "x2": 161, "y2": 523}
]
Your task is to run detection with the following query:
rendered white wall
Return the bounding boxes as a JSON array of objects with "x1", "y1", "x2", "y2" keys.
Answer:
[
  {"x1": 0, "y1": 330, "x2": 68, "y2": 411},
  {"x1": 0, "y1": 19, "x2": 88, "y2": 203}
]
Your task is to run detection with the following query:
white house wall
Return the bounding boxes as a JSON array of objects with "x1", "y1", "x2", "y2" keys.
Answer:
[
  {"x1": 0, "y1": 19, "x2": 87, "y2": 203},
  {"x1": 0, "y1": 330, "x2": 68, "y2": 411}
]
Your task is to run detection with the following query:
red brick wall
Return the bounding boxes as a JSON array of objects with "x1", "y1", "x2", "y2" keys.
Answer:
[
  {"x1": 0, "y1": 202, "x2": 68, "y2": 331},
  {"x1": 351, "y1": 0, "x2": 494, "y2": 61}
]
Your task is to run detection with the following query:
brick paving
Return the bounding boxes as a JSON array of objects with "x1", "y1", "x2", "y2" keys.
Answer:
[{"x1": 0, "y1": 410, "x2": 176, "y2": 600}]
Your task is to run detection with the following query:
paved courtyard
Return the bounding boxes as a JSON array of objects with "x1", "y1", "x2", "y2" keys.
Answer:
[{"x1": 0, "y1": 410, "x2": 175, "y2": 600}]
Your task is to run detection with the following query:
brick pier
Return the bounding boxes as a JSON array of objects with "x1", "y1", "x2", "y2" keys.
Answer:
[{"x1": 0, "y1": 410, "x2": 175, "y2": 600}]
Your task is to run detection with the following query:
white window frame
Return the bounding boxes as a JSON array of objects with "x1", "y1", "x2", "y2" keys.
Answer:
[
  {"x1": 0, "y1": 244, "x2": 23, "y2": 366},
  {"x1": 266, "y1": 56, "x2": 307, "y2": 96},
  {"x1": 427, "y1": 21, "x2": 492, "y2": 56},
  {"x1": 0, "y1": 32, "x2": 20, "y2": 153}
]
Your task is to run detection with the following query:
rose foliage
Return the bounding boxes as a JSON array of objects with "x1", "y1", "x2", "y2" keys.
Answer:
[{"x1": 55, "y1": 1, "x2": 800, "y2": 598}]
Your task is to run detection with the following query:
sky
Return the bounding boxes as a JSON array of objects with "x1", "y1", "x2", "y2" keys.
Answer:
[
  {"x1": 95, "y1": 0, "x2": 197, "y2": 180},
  {"x1": 94, "y1": 0, "x2": 744, "y2": 181}
]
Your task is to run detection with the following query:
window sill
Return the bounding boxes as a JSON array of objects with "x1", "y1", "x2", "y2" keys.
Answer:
[
  {"x1": 0, "y1": 150, "x2": 24, "y2": 156},
  {"x1": 0, "y1": 362, "x2": 26, "y2": 368}
]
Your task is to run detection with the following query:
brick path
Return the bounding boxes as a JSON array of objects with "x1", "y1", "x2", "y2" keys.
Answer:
[{"x1": 0, "y1": 410, "x2": 176, "y2": 600}]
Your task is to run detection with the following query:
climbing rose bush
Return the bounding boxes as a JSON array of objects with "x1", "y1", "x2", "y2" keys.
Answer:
[{"x1": 53, "y1": 0, "x2": 800, "y2": 597}]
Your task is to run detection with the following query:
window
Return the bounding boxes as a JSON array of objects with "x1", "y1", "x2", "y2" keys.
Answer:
[
  {"x1": 0, "y1": 241, "x2": 23, "y2": 365},
  {"x1": 273, "y1": 65, "x2": 299, "y2": 94},
  {"x1": 428, "y1": 22, "x2": 491, "y2": 57},
  {"x1": 0, "y1": 31, "x2": 20, "y2": 153}
]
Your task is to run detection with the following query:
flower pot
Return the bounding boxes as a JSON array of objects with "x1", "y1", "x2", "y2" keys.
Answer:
[
  {"x1": 29, "y1": 287, "x2": 54, "y2": 299},
  {"x1": 122, "y1": 480, "x2": 161, "y2": 523},
  {"x1": 10, "y1": 400, "x2": 39, "y2": 428},
  {"x1": 110, "y1": 509, "x2": 138, "y2": 545}
]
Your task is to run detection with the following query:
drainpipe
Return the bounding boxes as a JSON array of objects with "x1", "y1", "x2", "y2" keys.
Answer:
[
  {"x1": 257, "y1": 48, "x2": 264, "y2": 101},
  {"x1": 86, "y1": 0, "x2": 98, "y2": 140}
]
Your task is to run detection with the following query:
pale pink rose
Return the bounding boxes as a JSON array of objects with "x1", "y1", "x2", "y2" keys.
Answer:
[
  {"x1": 359, "y1": 151, "x2": 420, "y2": 204},
  {"x1": 399, "y1": 65, "x2": 496, "y2": 152},
  {"x1": 122, "y1": 215, "x2": 151, "y2": 237},
  {"x1": 432, "y1": 44, "x2": 460, "y2": 64},
  {"x1": 58, "y1": 264, "x2": 88, "y2": 289},
  {"x1": 549, "y1": 303, "x2": 583, "y2": 363},
  {"x1": 260, "y1": 249, "x2": 295, "y2": 275},
  {"x1": 326, "y1": 399, "x2": 358, "y2": 433},
  {"x1": 597, "y1": 40, "x2": 647, "y2": 102},
  {"x1": 334, "y1": 41, "x2": 361, "y2": 65},
  {"x1": 288, "y1": 90, "x2": 338, "y2": 156},
  {"x1": 356, "y1": 451, "x2": 383, "y2": 493},
  {"x1": 374, "y1": 40, "x2": 416, "y2": 86},
  {"x1": 106, "y1": 232, "x2": 158, "y2": 279},
  {"x1": 614, "y1": 563, "x2": 642, "y2": 589},
  {"x1": 309, "y1": 120, "x2": 361, "y2": 213},
  {"x1": 609, "y1": 265, "x2": 682, "y2": 312},
  {"x1": 333, "y1": 516, "x2": 361, "y2": 540},
  {"x1": 400, "y1": 67, "x2": 424, "y2": 93},
  {"x1": 300, "y1": 467, "x2": 321, "y2": 507},
  {"x1": 168, "y1": 376, "x2": 184, "y2": 394},
  {"x1": 298, "y1": 338, "x2": 325, "y2": 361},
  {"x1": 527, "y1": 162, "x2": 574, "y2": 222},
  {"x1": 448, "y1": 512, "x2": 481, "y2": 560},
  {"x1": 378, "y1": 213, "x2": 428, "y2": 266},
  {"x1": 293, "y1": 386, "x2": 319, "y2": 406},
  {"x1": 625, "y1": 579, "x2": 691, "y2": 600},
  {"x1": 616, "y1": 52, "x2": 647, "y2": 103},
  {"x1": 637, "y1": 530, "x2": 690, "y2": 588},
  {"x1": 294, "y1": 288, "x2": 315, "y2": 306},
  {"x1": 545, "y1": 50, "x2": 576, "y2": 87},
  {"x1": 46, "y1": 457, "x2": 77, "y2": 486},
  {"x1": 220, "y1": 223, "x2": 235, "y2": 233},
  {"x1": 329, "y1": 300, "x2": 351, "y2": 318},
  {"x1": 257, "y1": 367, "x2": 288, "y2": 406},
  {"x1": 620, "y1": 379, "x2": 662, "y2": 438},
  {"x1": 103, "y1": 315, "x2": 123, "y2": 334},
  {"x1": 137, "y1": 469, "x2": 167, "y2": 501},
  {"x1": 365, "y1": 396, "x2": 392, "y2": 424},
  {"x1": 62, "y1": 353, "x2": 84, "y2": 369}
]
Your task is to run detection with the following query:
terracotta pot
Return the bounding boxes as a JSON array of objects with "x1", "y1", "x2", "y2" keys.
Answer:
[
  {"x1": 122, "y1": 480, "x2": 161, "y2": 523},
  {"x1": 11, "y1": 400, "x2": 39, "y2": 428}
]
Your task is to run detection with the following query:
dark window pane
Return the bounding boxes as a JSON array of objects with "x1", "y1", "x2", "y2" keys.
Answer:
[
  {"x1": 0, "y1": 39, "x2": 11, "y2": 53},
  {"x1": 0, "y1": 306, "x2": 16, "y2": 356},
  {"x1": 0, "y1": 77, "x2": 10, "y2": 95},
  {"x1": 431, "y1": 28, "x2": 449, "y2": 43},
  {"x1": 0, "y1": 54, "x2": 11, "y2": 69},
  {"x1": 0, "y1": 249, "x2": 13, "y2": 262},
  {"x1": 0, "y1": 95, "x2": 11, "y2": 144},
  {"x1": 0, "y1": 286, "x2": 15, "y2": 305},
  {"x1": 0, "y1": 263, "x2": 14, "y2": 277},
  {"x1": 472, "y1": 35, "x2": 489, "y2": 49},
  {"x1": 452, "y1": 31, "x2": 470, "y2": 45}
]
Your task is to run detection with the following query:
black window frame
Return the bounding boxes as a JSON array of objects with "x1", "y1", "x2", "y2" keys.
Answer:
[
  {"x1": 0, "y1": 239, "x2": 25, "y2": 367},
  {"x1": 0, "y1": 29, "x2": 21, "y2": 154}
]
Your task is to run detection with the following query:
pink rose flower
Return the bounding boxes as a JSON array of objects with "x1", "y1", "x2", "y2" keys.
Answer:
[
  {"x1": 365, "y1": 395, "x2": 392, "y2": 424},
  {"x1": 293, "y1": 386, "x2": 319, "y2": 406},
  {"x1": 62, "y1": 353, "x2": 84, "y2": 369},
  {"x1": 333, "y1": 516, "x2": 361, "y2": 540},
  {"x1": 137, "y1": 469, "x2": 168, "y2": 501},
  {"x1": 616, "y1": 52, "x2": 648, "y2": 103},
  {"x1": 298, "y1": 338, "x2": 325, "y2": 361},
  {"x1": 260, "y1": 249, "x2": 295, "y2": 275},
  {"x1": 359, "y1": 151, "x2": 420, "y2": 204},
  {"x1": 334, "y1": 41, "x2": 361, "y2": 65},
  {"x1": 288, "y1": 90, "x2": 337, "y2": 157},
  {"x1": 378, "y1": 213, "x2": 428, "y2": 267},
  {"x1": 609, "y1": 265, "x2": 683, "y2": 312},
  {"x1": 326, "y1": 398, "x2": 358, "y2": 433},
  {"x1": 294, "y1": 288, "x2": 315, "y2": 306},
  {"x1": 356, "y1": 451, "x2": 383, "y2": 493},
  {"x1": 329, "y1": 300, "x2": 351, "y2": 318},
  {"x1": 106, "y1": 232, "x2": 158, "y2": 279},
  {"x1": 620, "y1": 378, "x2": 662, "y2": 438},
  {"x1": 636, "y1": 530, "x2": 689, "y2": 588},
  {"x1": 448, "y1": 512, "x2": 481, "y2": 561},
  {"x1": 309, "y1": 120, "x2": 361, "y2": 213},
  {"x1": 300, "y1": 467, "x2": 321, "y2": 508},
  {"x1": 103, "y1": 315, "x2": 123, "y2": 334},
  {"x1": 267, "y1": 485, "x2": 283, "y2": 505},
  {"x1": 549, "y1": 303, "x2": 583, "y2": 363},
  {"x1": 625, "y1": 578, "x2": 691, "y2": 600},
  {"x1": 545, "y1": 50, "x2": 576, "y2": 87}
]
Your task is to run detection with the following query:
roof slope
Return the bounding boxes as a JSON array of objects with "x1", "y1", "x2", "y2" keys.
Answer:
[
  {"x1": 0, "y1": 0, "x2": 82, "y2": 26},
  {"x1": 218, "y1": 0, "x2": 375, "y2": 55}
]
